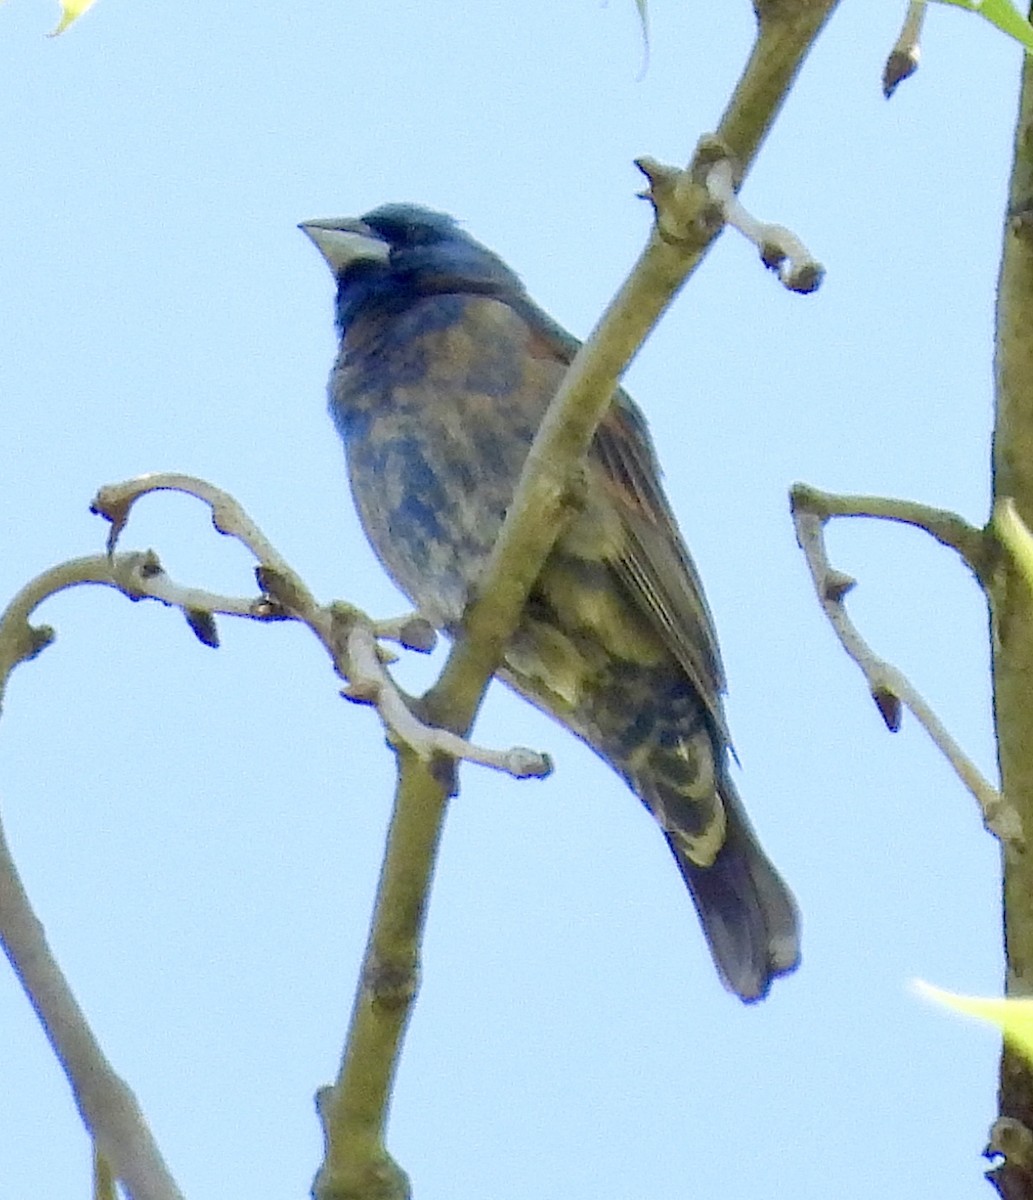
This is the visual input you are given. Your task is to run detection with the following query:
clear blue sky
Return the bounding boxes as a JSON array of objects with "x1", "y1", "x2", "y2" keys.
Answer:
[{"x1": 0, "y1": 1, "x2": 1015, "y2": 1196}]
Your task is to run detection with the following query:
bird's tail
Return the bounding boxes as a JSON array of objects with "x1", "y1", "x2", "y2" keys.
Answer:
[
  {"x1": 512, "y1": 647, "x2": 800, "y2": 1002},
  {"x1": 667, "y1": 776, "x2": 799, "y2": 1003}
]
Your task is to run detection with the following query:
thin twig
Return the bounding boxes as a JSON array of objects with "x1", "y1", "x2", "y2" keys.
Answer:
[
  {"x1": 90, "y1": 474, "x2": 545, "y2": 779},
  {"x1": 705, "y1": 157, "x2": 824, "y2": 292},
  {"x1": 342, "y1": 616, "x2": 551, "y2": 779},
  {"x1": 0, "y1": 805, "x2": 184, "y2": 1200},
  {"x1": 0, "y1": 479, "x2": 546, "y2": 1198},
  {"x1": 789, "y1": 483, "x2": 1018, "y2": 844},
  {"x1": 790, "y1": 483, "x2": 992, "y2": 582},
  {"x1": 93, "y1": 472, "x2": 290, "y2": 569},
  {"x1": 0, "y1": 551, "x2": 281, "y2": 711}
]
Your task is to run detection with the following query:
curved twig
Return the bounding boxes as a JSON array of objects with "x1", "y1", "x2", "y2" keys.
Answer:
[
  {"x1": 705, "y1": 157, "x2": 824, "y2": 292},
  {"x1": 790, "y1": 483, "x2": 992, "y2": 581},
  {"x1": 0, "y1": 477, "x2": 548, "y2": 1200},
  {"x1": 789, "y1": 483, "x2": 1017, "y2": 844},
  {"x1": 88, "y1": 474, "x2": 547, "y2": 780}
]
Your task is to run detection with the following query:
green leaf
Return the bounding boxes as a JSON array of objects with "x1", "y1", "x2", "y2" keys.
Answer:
[{"x1": 934, "y1": 0, "x2": 1033, "y2": 52}]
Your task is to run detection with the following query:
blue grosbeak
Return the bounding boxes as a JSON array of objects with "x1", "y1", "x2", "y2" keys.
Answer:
[{"x1": 301, "y1": 203, "x2": 799, "y2": 1001}]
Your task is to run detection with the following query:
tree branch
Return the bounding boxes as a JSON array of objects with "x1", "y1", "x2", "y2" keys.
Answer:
[
  {"x1": 989, "y1": 41, "x2": 1033, "y2": 1198},
  {"x1": 789, "y1": 483, "x2": 1016, "y2": 843},
  {"x1": 705, "y1": 155, "x2": 824, "y2": 292},
  {"x1": 90, "y1": 474, "x2": 547, "y2": 780},
  {"x1": 0, "y1": 801, "x2": 184, "y2": 1200},
  {"x1": 0, "y1": 476, "x2": 552, "y2": 1200},
  {"x1": 339, "y1": 610, "x2": 550, "y2": 779},
  {"x1": 789, "y1": 482, "x2": 993, "y2": 582},
  {"x1": 314, "y1": 4, "x2": 842, "y2": 1197}
]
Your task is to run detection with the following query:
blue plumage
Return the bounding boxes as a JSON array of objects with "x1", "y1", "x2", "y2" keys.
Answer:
[{"x1": 302, "y1": 203, "x2": 800, "y2": 1001}]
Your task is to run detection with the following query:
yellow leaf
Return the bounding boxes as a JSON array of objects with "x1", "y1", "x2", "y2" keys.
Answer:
[
  {"x1": 914, "y1": 979, "x2": 1033, "y2": 1062},
  {"x1": 49, "y1": 0, "x2": 98, "y2": 36}
]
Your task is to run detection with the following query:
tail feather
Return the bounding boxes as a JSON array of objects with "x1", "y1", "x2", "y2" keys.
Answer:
[
  {"x1": 504, "y1": 647, "x2": 800, "y2": 1001},
  {"x1": 669, "y1": 779, "x2": 800, "y2": 1003}
]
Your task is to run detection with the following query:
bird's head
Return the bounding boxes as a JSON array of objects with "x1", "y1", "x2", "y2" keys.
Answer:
[{"x1": 300, "y1": 203, "x2": 524, "y2": 331}]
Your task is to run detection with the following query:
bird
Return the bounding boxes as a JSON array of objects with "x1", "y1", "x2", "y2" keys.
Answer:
[{"x1": 300, "y1": 202, "x2": 800, "y2": 1002}]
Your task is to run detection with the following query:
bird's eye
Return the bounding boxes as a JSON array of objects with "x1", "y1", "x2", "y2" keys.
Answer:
[
  {"x1": 370, "y1": 218, "x2": 427, "y2": 246},
  {"x1": 404, "y1": 222, "x2": 438, "y2": 245}
]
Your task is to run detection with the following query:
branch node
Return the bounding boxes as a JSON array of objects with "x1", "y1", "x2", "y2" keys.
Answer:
[
  {"x1": 1007, "y1": 203, "x2": 1033, "y2": 242},
  {"x1": 987, "y1": 1117, "x2": 1033, "y2": 1174},
  {"x1": 255, "y1": 564, "x2": 310, "y2": 615},
  {"x1": 634, "y1": 154, "x2": 681, "y2": 197},
  {"x1": 89, "y1": 488, "x2": 132, "y2": 555},
  {"x1": 871, "y1": 686, "x2": 903, "y2": 733},
  {"x1": 23, "y1": 623, "x2": 55, "y2": 664},
  {"x1": 110, "y1": 549, "x2": 165, "y2": 601},
  {"x1": 823, "y1": 570, "x2": 856, "y2": 602},
  {"x1": 502, "y1": 747, "x2": 554, "y2": 779},
  {"x1": 374, "y1": 614, "x2": 437, "y2": 654},
  {"x1": 184, "y1": 608, "x2": 220, "y2": 648},
  {"x1": 706, "y1": 158, "x2": 824, "y2": 293},
  {"x1": 884, "y1": 1, "x2": 926, "y2": 98},
  {"x1": 635, "y1": 147, "x2": 721, "y2": 247}
]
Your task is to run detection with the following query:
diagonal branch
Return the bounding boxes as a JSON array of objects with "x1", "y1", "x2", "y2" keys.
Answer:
[
  {"x1": 0, "y1": 801, "x2": 184, "y2": 1200},
  {"x1": 789, "y1": 483, "x2": 1017, "y2": 844},
  {"x1": 425, "y1": 3, "x2": 841, "y2": 728},
  {"x1": 315, "y1": 4, "x2": 843, "y2": 1198}
]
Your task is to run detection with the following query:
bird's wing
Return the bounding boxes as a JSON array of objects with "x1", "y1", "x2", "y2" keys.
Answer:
[
  {"x1": 514, "y1": 294, "x2": 729, "y2": 737},
  {"x1": 592, "y1": 398, "x2": 728, "y2": 723}
]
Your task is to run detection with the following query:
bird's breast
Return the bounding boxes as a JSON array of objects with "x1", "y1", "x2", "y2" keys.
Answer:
[{"x1": 330, "y1": 294, "x2": 559, "y2": 628}]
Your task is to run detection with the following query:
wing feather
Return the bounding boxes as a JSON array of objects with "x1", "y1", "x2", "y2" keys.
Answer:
[{"x1": 513, "y1": 293, "x2": 730, "y2": 739}]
